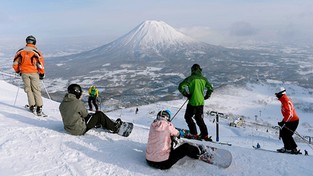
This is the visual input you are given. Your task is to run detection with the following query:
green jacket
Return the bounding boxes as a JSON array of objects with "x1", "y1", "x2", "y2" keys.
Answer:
[
  {"x1": 59, "y1": 93, "x2": 89, "y2": 135},
  {"x1": 178, "y1": 69, "x2": 213, "y2": 106}
]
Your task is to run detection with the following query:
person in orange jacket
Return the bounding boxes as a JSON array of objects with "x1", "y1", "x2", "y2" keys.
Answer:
[
  {"x1": 275, "y1": 87, "x2": 300, "y2": 154},
  {"x1": 12, "y1": 35, "x2": 45, "y2": 116}
]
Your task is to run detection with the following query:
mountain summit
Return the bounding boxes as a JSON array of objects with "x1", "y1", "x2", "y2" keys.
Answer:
[
  {"x1": 116, "y1": 20, "x2": 197, "y2": 48},
  {"x1": 86, "y1": 20, "x2": 211, "y2": 60}
]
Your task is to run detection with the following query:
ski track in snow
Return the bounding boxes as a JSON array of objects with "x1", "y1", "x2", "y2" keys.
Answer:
[{"x1": 0, "y1": 80, "x2": 313, "y2": 176}]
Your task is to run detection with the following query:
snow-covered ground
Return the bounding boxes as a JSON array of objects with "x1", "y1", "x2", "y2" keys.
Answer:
[{"x1": 0, "y1": 79, "x2": 312, "y2": 176}]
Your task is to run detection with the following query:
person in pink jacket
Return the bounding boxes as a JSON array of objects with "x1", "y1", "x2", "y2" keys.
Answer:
[{"x1": 146, "y1": 110, "x2": 204, "y2": 169}]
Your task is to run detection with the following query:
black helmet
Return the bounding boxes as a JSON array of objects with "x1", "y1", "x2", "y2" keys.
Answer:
[
  {"x1": 26, "y1": 35, "x2": 36, "y2": 45},
  {"x1": 191, "y1": 64, "x2": 202, "y2": 72},
  {"x1": 156, "y1": 110, "x2": 172, "y2": 122},
  {"x1": 68, "y1": 84, "x2": 82, "y2": 99}
]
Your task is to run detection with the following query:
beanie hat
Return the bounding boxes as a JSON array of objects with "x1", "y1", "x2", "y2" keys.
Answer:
[{"x1": 191, "y1": 64, "x2": 202, "y2": 72}]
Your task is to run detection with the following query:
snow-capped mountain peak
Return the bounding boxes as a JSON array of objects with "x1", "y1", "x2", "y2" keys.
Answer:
[{"x1": 120, "y1": 20, "x2": 197, "y2": 46}]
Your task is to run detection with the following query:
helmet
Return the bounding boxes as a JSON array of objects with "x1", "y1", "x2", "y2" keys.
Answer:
[
  {"x1": 191, "y1": 64, "x2": 202, "y2": 72},
  {"x1": 26, "y1": 35, "x2": 36, "y2": 45},
  {"x1": 156, "y1": 110, "x2": 172, "y2": 122},
  {"x1": 68, "y1": 84, "x2": 83, "y2": 99},
  {"x1": 275, "y1": 87, "x2": 286, "y2": 99}
]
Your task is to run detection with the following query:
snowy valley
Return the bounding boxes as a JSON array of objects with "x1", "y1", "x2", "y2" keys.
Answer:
[{"x1": 0, "y1": 79, "x2": 312, "y2": 176}]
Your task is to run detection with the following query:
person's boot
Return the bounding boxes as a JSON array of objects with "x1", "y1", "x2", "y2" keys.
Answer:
[
  {"x1": 29, "y1": 105, "x2": 36, "y2": 113},
  {"x1": 36, "y1": 106, "x2": 43, "y2": 116}
]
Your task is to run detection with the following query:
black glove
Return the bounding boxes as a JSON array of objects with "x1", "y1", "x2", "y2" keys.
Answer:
[
  {"x1": 39, "y1": 73, "x2": 45, "y2": 80},
  {"x1": 183, "y1": 92, "x2": 191, "y2": 99},
  {"x1": 204, "y1": 94, "x2": 210, "y2": 100},
  {"x1": 278, "y1": 121, "x2": 285, "y2": 127},
  {"x1": 16, "y1": 72, "x2": 21, "y2": 76}
]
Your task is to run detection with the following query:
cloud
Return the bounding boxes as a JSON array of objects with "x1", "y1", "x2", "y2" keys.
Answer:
[{"x1": 229, "y1": 22, "x2": 257, "y2": 37}]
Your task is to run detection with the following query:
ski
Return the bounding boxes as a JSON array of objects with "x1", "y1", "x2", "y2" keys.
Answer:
[
  {"x1": 24, "y1": 105, "x2": 48, "y2": 117},
  {"x1": 252, "y1": 145, "x2": 307, "y2": 155},
  {"x1": 210, "y1": 141, "x2": 232, "y2": 146}
]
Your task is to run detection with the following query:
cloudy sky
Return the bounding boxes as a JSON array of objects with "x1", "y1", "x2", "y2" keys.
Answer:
[{"x1": 1, "y1": 0, "x2": 313, "y2": 47}]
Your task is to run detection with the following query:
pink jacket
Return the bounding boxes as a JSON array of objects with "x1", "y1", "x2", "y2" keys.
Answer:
[{"x1": 146, "y1": 119, "x2": 179, "y2": 162}]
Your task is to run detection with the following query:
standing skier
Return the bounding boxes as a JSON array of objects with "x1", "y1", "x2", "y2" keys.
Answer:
[
  {"x1": 12, "y1": 35, "x2": 45, "y2": 116},
  {"x1": 275, "y1": 87, "x2": 300, "y2": 154},
  {"x1": 59, "y1": 84, "x2": 123, "y2": 136},
  {"x1": 178, "y1": 64, "x2": 214, "y2": 141},
  {"x1": 88, "y1": 85, "x2": 99, "y2": 111},
  {"x1": 146, "y1": 110, "x2": 205, "y2": 170}
]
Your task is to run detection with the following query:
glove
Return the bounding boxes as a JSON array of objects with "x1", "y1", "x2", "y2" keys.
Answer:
[
  {"x1": 39, "y1": 73, "x2": 45, "y2": 80},
  {"x1": 204, "y1": 94, "x2": 210, "y2": 100},
  {"x1": 16, "y1": 71, "x2": 21, "y2": 76},
  {"x1": 179, "y1": 130, "x2": 185, "y2": 137},
  {"x1": 278, "y1": 121, "x2": 284, "y2": 127},
  {"x1": 183, "y1": 93, "x2": 191, "y2": 99}
]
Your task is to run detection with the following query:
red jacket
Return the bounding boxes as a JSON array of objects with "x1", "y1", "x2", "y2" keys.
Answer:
[
  {"x1": 12, "y1": 44, "x2": 45, "y2": 74},
  {"x1": 279, "y1": 94, "x2": 299, "y2": 122}
]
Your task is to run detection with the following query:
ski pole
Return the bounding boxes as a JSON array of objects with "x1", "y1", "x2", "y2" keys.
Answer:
[
  {"x1": 170, "y1": 99, "x2": 188, "y2": 122},
  {"x1": 13, "y1": 74, "x2": 20, "y2": 106},
  {"x1": 41, "y1": 80, "x2": 52, "y2": 100}
]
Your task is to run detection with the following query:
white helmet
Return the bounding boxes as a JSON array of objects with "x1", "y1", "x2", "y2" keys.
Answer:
[{"x1": 275, "y1": 87, "x2": 286, "y2": 98}]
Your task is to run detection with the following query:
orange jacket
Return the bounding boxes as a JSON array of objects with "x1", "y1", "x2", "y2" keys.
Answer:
[
  {"x1": 12, "y1": 44, "x2": 45, "y2": 74},
  {"x1": 279, "y1": 94, "x2": 299, "y2": 122}
]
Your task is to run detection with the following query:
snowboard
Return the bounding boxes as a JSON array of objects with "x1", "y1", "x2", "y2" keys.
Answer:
[
  {"x1": 117, "y1": 121, "x2": 133, "y2": 137},
  {"x1": 191, "y1": 142, "x2": 232, "y2": 168}
]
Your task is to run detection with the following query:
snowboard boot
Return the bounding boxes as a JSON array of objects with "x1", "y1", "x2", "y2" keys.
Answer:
[
  {"x1": 115, "y1": 118, "x2": 122, "y2": 132},
  {"x1": 202, "y1": 135, "x2": 213, "y2": 141},
  {"x1": 197, "y1": 145, "x2": 207, "y2": 157},
  {"x1": 36, "y1": 106, "x2": 43, "y2": 116},
  {"x1": 29, "y1": 105, "x2": 36, "y2": 113}
]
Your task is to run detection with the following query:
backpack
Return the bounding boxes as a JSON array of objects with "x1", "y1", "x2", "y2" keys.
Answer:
[{"x1": 90, "y1": 88, "x2": 97, "y2": 97}]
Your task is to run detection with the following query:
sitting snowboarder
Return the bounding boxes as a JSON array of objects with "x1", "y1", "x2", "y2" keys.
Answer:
[
  {"x1": 59, "y1": 84, "x2": 122, "y2": 135},
  {"x1": 146, "y1": 110, "x2": 206, "y2": 170}
]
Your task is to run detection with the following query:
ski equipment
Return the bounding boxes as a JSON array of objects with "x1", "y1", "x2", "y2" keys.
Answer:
[{"x1": 116, "y1": 120, "x2": 133, "y2": 137}]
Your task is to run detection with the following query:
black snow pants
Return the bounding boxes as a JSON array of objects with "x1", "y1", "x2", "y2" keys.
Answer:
[
  {"x1": 146, "y1": 143, "x2": 200, "y2": 170},
  {"x1": 184, "y1": 104, "x2": 208, "y2": 137},
  {"x1": 281, "y1": 120, "x2": 299, "y2": 150}
]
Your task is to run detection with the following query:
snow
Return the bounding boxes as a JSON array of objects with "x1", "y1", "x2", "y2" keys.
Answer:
[{"x1": 0, "y1": 79, "x2": 312, "y2": 176}]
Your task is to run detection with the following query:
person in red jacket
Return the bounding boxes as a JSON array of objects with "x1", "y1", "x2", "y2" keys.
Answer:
[
  {"x1": 275, "y1": 87, "x2": 300, "y2": 154},
  {"x1": 12, "y1": 35, "x2": 45, "y2": 116}
]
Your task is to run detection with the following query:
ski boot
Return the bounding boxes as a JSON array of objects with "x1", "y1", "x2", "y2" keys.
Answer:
[
  {"x1": 36, "y1": 106, "x2": 43, "y2": 116},
  {"x1": 29, "y1": 105, "x2": 36, "y2": 113}
]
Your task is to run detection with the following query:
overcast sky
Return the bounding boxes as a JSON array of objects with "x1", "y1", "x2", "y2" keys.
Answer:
[{"x1": 1, "y1": 0, "x2": 313, "y2": 47}]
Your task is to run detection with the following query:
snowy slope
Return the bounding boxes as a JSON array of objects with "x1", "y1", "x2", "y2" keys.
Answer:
[{"x1": 0, "y1": 80, "x2": 312, "y2": 176}]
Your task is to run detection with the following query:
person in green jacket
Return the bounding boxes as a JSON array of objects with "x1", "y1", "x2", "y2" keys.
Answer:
[
  {"x1": 178, "y1": 64, "x2": 214, "y2": 141},
  {"x1": 59, "y1": 84, "x2": 122, "y2": 136}
]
